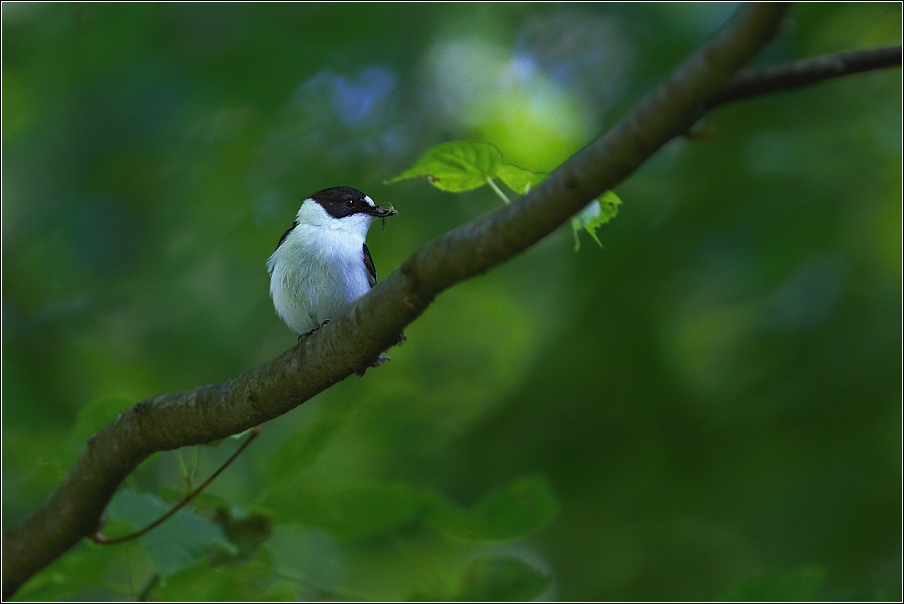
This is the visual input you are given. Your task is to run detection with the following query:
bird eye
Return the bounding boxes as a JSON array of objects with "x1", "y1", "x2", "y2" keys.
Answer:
[{"x1": 345, "y1": 199, "x2": 354, "y2": 207}]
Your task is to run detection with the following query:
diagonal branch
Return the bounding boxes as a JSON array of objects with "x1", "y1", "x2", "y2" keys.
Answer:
[
  {"x1": 708, "y1": 44, "x2": 902, "y2": 109},
  {"x1": 12, "y1": 3, "x2": 888, "y2": 598}
]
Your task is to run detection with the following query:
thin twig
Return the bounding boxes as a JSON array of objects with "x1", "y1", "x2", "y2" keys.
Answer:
[
  {"x1": 708, "y1": 45, "x2": 902, "y2": 109},
  {"x1": 89, "y1": 427, "x2": 261, "y2": 545}
]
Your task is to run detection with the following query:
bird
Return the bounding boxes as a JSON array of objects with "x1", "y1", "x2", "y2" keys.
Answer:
[{"x1": 267, "y1": 186, "x2": 396, "y2": 340}]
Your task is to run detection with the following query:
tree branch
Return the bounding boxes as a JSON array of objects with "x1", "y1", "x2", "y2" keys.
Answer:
[
  {"x1": 12, "y1": 3, "x2": 880, "y2": 597},
  {"x1": 708, "y1": 44, "x2": 902, "y2": 109}
]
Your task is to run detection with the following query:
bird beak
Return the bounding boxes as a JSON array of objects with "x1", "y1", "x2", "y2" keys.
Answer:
[{"x1": 368, "y1": 205, "x2": 397, "y2": 218}]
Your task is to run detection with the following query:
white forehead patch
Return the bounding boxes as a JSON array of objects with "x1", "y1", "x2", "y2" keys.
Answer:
[{"x1": 364, "y1": 195, "x2": 376, "y2": 208}]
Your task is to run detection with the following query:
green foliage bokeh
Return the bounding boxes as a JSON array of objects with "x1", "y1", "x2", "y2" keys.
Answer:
[{"x1": 2, "y1": 3, "x2": 901, "y2": 601}]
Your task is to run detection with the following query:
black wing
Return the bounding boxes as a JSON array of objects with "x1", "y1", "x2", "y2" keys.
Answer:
[
  {"x1": 363, "y1": 243, "x2": 377, "y2": 288},
  {"x1": 274, "y1": 219, "x2": 298, "y2": 252}
]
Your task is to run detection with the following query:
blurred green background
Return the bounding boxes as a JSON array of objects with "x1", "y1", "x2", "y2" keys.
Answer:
[{"x1": 2, "y1": 3, "x2": 901, "y2": 601}]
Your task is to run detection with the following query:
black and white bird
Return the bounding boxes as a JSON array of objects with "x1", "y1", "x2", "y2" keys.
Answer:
[{"x1": 267, "y1": 186, "x2": 396, "y2": 338}]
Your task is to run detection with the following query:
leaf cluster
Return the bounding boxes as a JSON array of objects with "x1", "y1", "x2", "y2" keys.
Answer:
[
  {"x1": 389, "y1": 140, "x2": 622, "y2": 250},
  {"x1": 15, "y1": 400, "x2": 559, "y2": 601}
]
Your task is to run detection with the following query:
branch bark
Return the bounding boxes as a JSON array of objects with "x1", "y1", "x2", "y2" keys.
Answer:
[
  {"x1": 708, "y1": 44, "x2": 902, "y2": 108},
  {"x1": 7, "y1": 3, "x2": 898, "y2": 597}
]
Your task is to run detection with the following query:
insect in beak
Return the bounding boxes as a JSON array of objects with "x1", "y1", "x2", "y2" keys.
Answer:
[{"x1": 380, "y1": 204, "x2": 396, "y2": 232}]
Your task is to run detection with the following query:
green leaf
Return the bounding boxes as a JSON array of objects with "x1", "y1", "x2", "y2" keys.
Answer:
[
  {"x1": 496, "y1": 164, "x2": 547, "y2": 195},
  {"x1": 388, "y1": 140, "x2": 503, "y2": 192},
  {"x1": 14, "y1": 541, "x2": 145, "y2": 601},
  {"x1": 456, "y1": 556, "x2": 552, "y2": 602},
  {"x1": 265, "y1": 411, "x2": 347, "y2": 488},
  {"x1": 263, "y1": 482, "x2": 425, "y2": 541},
  {"x1": 211, "y1": 508, "x2": 272, "y2": 565},
  {"x1": 105, "y1": 488, "x2": 236, "y2": 577},
  {"x1": 151, "y1": 552, "x2": 295, "y2": 602},
  {"x1": 427, "y1": 476, "x2": 560, "y2": 540},
  {"x1": 722, "y1": 565, "x2": 827, "y2": 602},
  {"x1": 570, "y1": 191, "x2": 622, "y2": 251},
  {"x1": 67, "y1": 395, "x2": 134, "y2": 452},
  {"x1": 266, "y1": 524, "x2": 344, "y2": 592}
]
